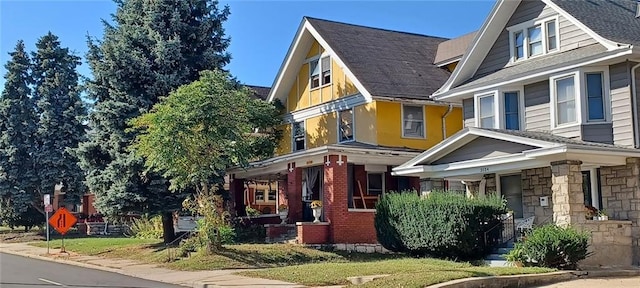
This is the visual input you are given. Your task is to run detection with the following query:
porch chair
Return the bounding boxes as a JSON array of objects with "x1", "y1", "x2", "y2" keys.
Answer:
[{"x1": 516, "y1": 216, "x2": 535, "y2": 241}]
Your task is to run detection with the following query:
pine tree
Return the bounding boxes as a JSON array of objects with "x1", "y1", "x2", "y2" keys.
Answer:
[
  {"x1": 0, "y1": 41, "x2": 39, "y2": 226},
  {"x1": 31, "y1": 32, "x2": 87, "y2": 207},
  {"x1": 76, "y1": 0, "x2": 231, "y2": 243}
]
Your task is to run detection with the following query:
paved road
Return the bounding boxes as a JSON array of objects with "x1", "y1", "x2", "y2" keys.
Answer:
[
  {"x1": 0, "y1": 252, "x2": 187, "y2": 288},
  {"x1": 535, "y1": 276, "x2": 640, "y2": 288}
]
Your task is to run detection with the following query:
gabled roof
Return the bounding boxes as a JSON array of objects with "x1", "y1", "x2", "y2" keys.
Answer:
[
  {"x1": 434, "y1": 31, "x2": 477, "y2": 66},
  {"x1": 245, "y1": 85, "x2": 271, "y2": 101},
  {"x1": 433, "y1": 0, "x2": 635, "y2": 100},
  {"x1": 267, "y1": 17, "x2": 451, "y2": 103},
  {"x1": 550, "y1": 0, "x2": 640, "y2": 46}
]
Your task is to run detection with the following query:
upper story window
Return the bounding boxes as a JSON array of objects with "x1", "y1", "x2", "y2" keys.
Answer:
[
  {"x1": 478, "y1": 94, "x2": 495, "y2": 128},
  {"x1": 586, "y1": 72, "x2": 605, "y2": 122},
  {"x1": 550, "y1": 68, "x2": 610, "y2": 128},
  {"x1": 310, "y1": 56, "x2": 331, "y2": 89},
  {"x1": 553, "y1": 75, "x2": 577, "y2": 125},
  {"x1": 509, "y1": 17, "x2": 558, "y2": 62},
  {"x1": 339, "y1": 109, "x2": 354, "y2": 142},
  {"x1": 504, "y1": 92, "x2": 520, "y2": 130},
  {"x1": 292, "y1": 121, "x2": 305, "y2": 151},
  {"x1": 402, "y1": 105, "x2": 425, "y2": 138}
]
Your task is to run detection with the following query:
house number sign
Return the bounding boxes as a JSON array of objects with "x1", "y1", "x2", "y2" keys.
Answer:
[{"x1": 479, "y1": 167, "x2": 490, "y2": 173}]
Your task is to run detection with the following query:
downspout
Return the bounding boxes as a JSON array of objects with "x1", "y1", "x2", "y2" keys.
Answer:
[
  {"x1": 632, "y1": 62, "x2": 640, "y2": 148},
  {"x1": 441, "y1": 104, "x2": 454, "y2": 140}
]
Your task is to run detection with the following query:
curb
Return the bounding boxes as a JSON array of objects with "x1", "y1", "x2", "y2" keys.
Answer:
[{"x1": 426, "y1": 269, "x2": 640, "y2": 288}]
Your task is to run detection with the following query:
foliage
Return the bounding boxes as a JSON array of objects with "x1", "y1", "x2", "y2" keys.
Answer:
[
  {"x1": 0, "y1": 199, "x2": 44, "y2": 231},
  {"x1": 310, "y1": 200, "x2": 322, "y2": 209},
  {"x1": 183, "y1": 187, "x2": 232, "y2": 253},
  {"x1": 126, "y1": 215, "x2": 163, "y2": 239},
  {"x1": 129, "y1": 70, "x2": 282, "y2": 192},
  {"x1": 75, "y1": 0, "x2": 232, "y2": 243},
  {"x1": 231, "y1": 217, "x2": 266, "y2": 243},
  {"x1": 217, "y1": 225, "x2": 236, "y2": 245},
  {"x1": 245, "y1": 206, "x2": 261, "y2": 217},
  {"x1": 505, "y1": 224, "x2": 589, "y2": 269},
  {"x1": 277, "y1": 204, "x2": 288, "y2": 212},
  {"x1": 31, "y1": 32, "x2": 87, "y2": 207},
  {"x1": 374, "y1": 191, "x2": 507, "y2": 259},
  {"x1": 178, "y1": 236, "x2": 203, "y2": 257}
]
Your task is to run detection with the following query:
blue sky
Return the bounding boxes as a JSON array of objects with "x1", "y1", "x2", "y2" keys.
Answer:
[{"x1": 0, "y1": 0, "x2": 494, "y2": 89}]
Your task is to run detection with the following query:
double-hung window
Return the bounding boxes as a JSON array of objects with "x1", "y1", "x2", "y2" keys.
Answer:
[
  {"x1": 478, "y1": 94, "x2": 495, "y2": 128},
  {"x1": 402, "y1": 105, "x2": 424, "y2": 138},
  {"x1": 586, "y1": 72, "x2": 605, "y2": 122},
  {"x1": 510, "y1": 18, "x2": 558, "y2": 62},
  {"x1": 339, "y1": 109, "x2": 354, "y2": 142},
  {"x1": 293, "y1": 121, "x2": 305, "y2": 151},
  {"x1": 554, "y1": 76, "x2": 577, "y2": 125},
  {"x1": 503, "y1": 92, "x2": 520, "y2": 130},
  {"x1": 310, "y1": 56, "x2": 331, "y2": 89}
]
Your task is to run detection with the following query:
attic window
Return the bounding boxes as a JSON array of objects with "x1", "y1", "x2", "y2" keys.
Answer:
[
  {"x1": 293, "y1": 121, "x2": 305, "y2": 151},
  {"x1": 508, "y1": 17, "x2": 558, "y2": 62},
  {"x1": 310, "y1": 56, "x2": 331, "y2": 89}
]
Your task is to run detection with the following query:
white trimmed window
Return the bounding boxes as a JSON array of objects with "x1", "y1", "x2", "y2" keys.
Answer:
[
  {"x1": 554, "y1": 75, "x2": 577, "y2": 125},
  {"x1": 310, "y1": 56, "x2": 331, "y2": 89},
  {"x1": 478, "y1": 94, "x2": 496, "y2": 128},
  {"x1": 503, "y1": 92, "x2": 520, "y2": 130},
  {"x1": 292, "y1": 121, "x2": 305, "y2": 151},
  {"x1": 509, "y1": 17, "x2": 558, "y2": 62},
  {"x1": 339, "y1": 109, "x2": 354, "y2": 142},
  {"x1": 402, "y1": 105, "x2": 425, "y2": 138}
]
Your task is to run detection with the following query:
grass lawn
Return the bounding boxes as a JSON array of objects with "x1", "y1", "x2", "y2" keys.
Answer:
[{"x1": 31, "y1": 237, "x2": 554, "y2": 287}]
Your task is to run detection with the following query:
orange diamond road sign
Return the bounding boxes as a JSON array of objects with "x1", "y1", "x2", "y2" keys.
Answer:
[{"x1": 48, "y1": 207, "x2": 77, "y2": 235}]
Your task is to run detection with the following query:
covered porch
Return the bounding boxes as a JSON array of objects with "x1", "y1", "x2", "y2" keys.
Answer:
[
  {"x1": 394, "y1": 127, "x2": 640, "y2": 267},
  {"x1": 229, "y1": 143, "x2": 421, "y2": 245}
]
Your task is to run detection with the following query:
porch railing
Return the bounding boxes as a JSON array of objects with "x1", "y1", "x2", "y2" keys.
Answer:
[{"x1": 483, "y1": 213, "x2": 516, "y2": 248}]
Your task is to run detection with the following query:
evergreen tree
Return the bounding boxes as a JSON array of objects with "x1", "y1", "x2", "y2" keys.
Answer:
[
  {"x1": 31, "y1": 32, "x2": 87, "y2": 207},
  {"x1": 76, "y1": 0, "x2": 231, "y2": 243},
  {"x1": 0, "y1": 41, "x2": 39, "y2": 226}
]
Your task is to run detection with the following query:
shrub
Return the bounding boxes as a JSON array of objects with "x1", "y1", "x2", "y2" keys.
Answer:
[
  {"x1": 217, "y1": 225, "x2": 236, "y2": 244},
  {"x1": 374, "y1": 191, "x2": 506, "y2": 260},
  {"x1": 232, "y1": 217, "x2": 266, "y2": 243},
  {"x1": 245, "y1": 207, "x2": 261, "y2": 217},
  {"x1": 505, "y1": 224, "x2": 589, "y2": 269},
  {"x1": 127, "y1": 215, "x2": 163, "y2": 239},
  {"x1": 178, "y1": 235, "x2": 202, "y2": 257}
]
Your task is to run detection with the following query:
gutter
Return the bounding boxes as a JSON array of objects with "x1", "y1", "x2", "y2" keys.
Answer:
[{"x1": 441, "y1": 104, "x2": 454, "y2": 140}]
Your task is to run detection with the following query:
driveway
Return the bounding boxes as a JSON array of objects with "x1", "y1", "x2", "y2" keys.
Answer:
[{"x1": 536, "y1": 276, "x2": 640, "y2": 288}]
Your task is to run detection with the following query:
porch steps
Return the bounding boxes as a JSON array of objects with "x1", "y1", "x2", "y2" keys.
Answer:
[
  {"x1": 484, "y1": 242, "x2": 515, "y2": 267},
  {"x1": 265, "y1": 226, "x2": 298, "y2": 244}
]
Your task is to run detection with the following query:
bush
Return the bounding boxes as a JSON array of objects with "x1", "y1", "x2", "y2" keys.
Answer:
[
  {"x1": 217, "y1": 225, "x2": 236, "y2": 244},
  {"x1": 245, "y1": 207, "x2": 261, "y2": 217},
  {"x1": 126, "y1": 215, "x2": 163, "y2": 239},
  {"x1": 375, "y1": 191, "x2": 506, "y2": 260},
  {"x1": 505, "y1": 224, "x2": 589, "y2": 269},
  {"x1": 232, "y1": 217, "x2": 266, "y2": 243},
  {"x1": 178, "y1": 235, "x2": 203, "y2": 257}
]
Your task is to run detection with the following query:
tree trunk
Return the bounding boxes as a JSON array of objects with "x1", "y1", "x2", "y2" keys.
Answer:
[{"x1": 161, "y1": 211, "x2": 176, "y2": 244}]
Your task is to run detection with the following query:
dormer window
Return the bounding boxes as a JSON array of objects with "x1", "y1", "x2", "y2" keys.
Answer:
[{"x1": 509, "y1": 17, "x2": 558, "y2": 62}]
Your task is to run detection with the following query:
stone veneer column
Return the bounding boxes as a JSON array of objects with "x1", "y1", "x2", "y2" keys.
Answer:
[
  {"x1": 551, "y1": 160, "x2": 586, "y2": 227},
  {"x1": 323, "y1": 154, "x2": 348, "y2": 243},
  {"x1": 286, "y1": 162, "x2": 303, "y2": 222}
]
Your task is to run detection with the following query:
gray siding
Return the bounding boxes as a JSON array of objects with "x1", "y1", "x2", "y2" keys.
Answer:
[
  {"x1": 463, "y1": 98, "x2": 475, "y2": 127},
  {"x1": 581, "y1": 123, "x2": 613, "y2": 144},
  {"x1": 432, "y1": 137, "x2": 536, "y2": 165},
  {"x1": 524, "y1": 80, "x2": 551, "y2": 131},
  {"x1": 475, "y1": 0, "x2": 598, "y2": 76},
  {"x1": 636, "y1": 63, "x2": 640, "y2": 148},
  {"x1": 610, "y1": 62, "x2": 634, "y2": 147}
]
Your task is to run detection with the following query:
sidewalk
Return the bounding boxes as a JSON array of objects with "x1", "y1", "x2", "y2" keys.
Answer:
[{"x1": 0, "y1": 242, "x2": 305, "y2": 288}]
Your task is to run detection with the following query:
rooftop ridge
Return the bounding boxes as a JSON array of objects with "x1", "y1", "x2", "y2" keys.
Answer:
[{"x1": 304, "y1": 16, "x2": 449, "y2": 41}]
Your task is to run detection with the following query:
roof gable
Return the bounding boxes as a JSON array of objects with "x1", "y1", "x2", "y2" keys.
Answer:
[
  {"x1": 434, "y1": 0, "x2": 623, "y2": 99},
  {"x1": 431, "y1": 137, "x2": 536, "y2": 165}
]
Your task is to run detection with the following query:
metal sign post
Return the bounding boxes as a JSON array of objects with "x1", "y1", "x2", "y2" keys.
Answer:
[{"x1": 43, "y1": 194, "x2": 51, "y2": 254}]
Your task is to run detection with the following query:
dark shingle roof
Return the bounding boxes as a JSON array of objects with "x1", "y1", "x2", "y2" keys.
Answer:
[
  {"x1": 479, "y1": 128, "x2": 631, "y2": 149},
  {"x1": 245, "y1": 85, "x2": 271, "y2": 100},
  {"x1": 334, "y1": 141, "x2": 423, "y2": 153},
  {"x1": 306, "y1": 17, "x2": 451, "y2": 99},
  {"x1": 550, "y1": 0, "x2": 640, "y2": 45}
]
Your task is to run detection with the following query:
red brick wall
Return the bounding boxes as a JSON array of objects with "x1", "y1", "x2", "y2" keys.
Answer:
[
  {"x1": 286, "y1": 163, "x2": 303, "y2": 222},
  {"x1": 266, "y1": 225, "x2": 292, "y2": 238},
  {"x1": 297, "y1": 223, "x2": 329, "y2": 244}
]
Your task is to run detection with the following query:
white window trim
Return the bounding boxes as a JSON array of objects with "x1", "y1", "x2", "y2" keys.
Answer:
[
  {"x1": 499, "y1": 88, "x2": 525, "y2": 130},
  {"x1": 337, "y1": 108, "x2": 355, "y2": 143},
  {"x1": 550, "y1": 71, "x2": 581, "y2": 129},
  {"x1": 581, "y1": 66, "x2": 611, "y2": 123},
  {"x1": 474, "y1": 90, "x2": 499, "y2": 129},
  {"x1": 401, "y1": 104, "x2": 426, "y2": 139},
  {"x1": 507, "y1": 15, "x2": 560, "y2": 63},
  {"x1": 292, "y1": 120, "x2": 306, "y2": 152},
  {"x1": 366, "y1": 172, "x2": 385, "y2": 195},
  {"x1": 307, "y1": 53, "x2": 332, "y2": 91}
]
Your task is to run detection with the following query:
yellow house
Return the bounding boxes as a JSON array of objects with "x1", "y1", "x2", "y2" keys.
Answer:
[{"x1": 229, "y1": 17, "x2": 463, "y2": 245}]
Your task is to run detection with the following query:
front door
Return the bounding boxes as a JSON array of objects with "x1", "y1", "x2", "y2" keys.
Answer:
[{"x1": 500, "y1": 174, "x2": 523, "y2": 218}]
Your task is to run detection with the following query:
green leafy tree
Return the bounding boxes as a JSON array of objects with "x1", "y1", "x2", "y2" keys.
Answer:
[
  {"x1": 31, "y1": 32, "x2": 87, "y2": 208},
  {"x1": 0, "y1": 41, "x2": 39, "y2": 226},
  {"x1": 76, "y1": 0, "x2": 232, "y2": 243},
  {"x1": 130, "y1": 70, "x2": 281, "y2": 250}
]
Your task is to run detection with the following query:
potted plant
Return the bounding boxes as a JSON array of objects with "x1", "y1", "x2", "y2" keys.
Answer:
[
  {"x1": 585, "y1": 205, "x2": 598, "y2": 220},
  {"x1": 278, "y1": 204, "x2": 288, "y2": 224},
  {"x1": 310, "y1": 200, "x2": 323, "y2": 223},
  {"x1": 599, "y1": 209, "x2": 608, "y2": 221}
]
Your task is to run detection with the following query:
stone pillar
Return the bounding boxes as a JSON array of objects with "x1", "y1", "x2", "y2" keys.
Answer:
[
  {"x1": 551, "y1": 160, "x2": 585, "y2": 227},
  {"x1": 230, "y1": 176, "x2": 246, "y2": 217},
  {"x1": 324, "y1": 154, "x2": 348, "y2": 242},
  {"x1": 286, "y1": 162, "x2": 303, "y2": 222}
]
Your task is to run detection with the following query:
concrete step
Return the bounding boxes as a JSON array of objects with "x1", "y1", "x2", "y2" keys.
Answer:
[
  {"x1": 484, "y1": 259, "x2": 513, "y2": 267},
  {"x1": 492, "y1": 247, "x2": 513, "y2": 254},
  {"x1": 485, "y1": 253, "x2": 507, "y2": 261}
]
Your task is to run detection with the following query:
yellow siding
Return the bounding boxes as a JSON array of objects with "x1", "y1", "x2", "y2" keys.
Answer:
[
  {"x1": 444, "y1": 62, "x2": 458, "y2": 73},
  {"x1": 306, "y1": 112, "x2": 338, "y2": 149},
  {"x1": 296, "y1": 63, "x2": 310, "y2": 110},
  {"x1": 354, "y1": 102, "x2": 377, "y2": 145},
  {"x1": 306, "y1": 40, "x2": 321, "y2": 58},
  {"x1": 275, "y1": 124, "x2": 291, "y2": 156},
  {"x1": 310, "y1": 89, "x2": 321, "y2": 106},
  {"x1": 376, "y1": 101, "x2": 464, "y2": 150}
]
